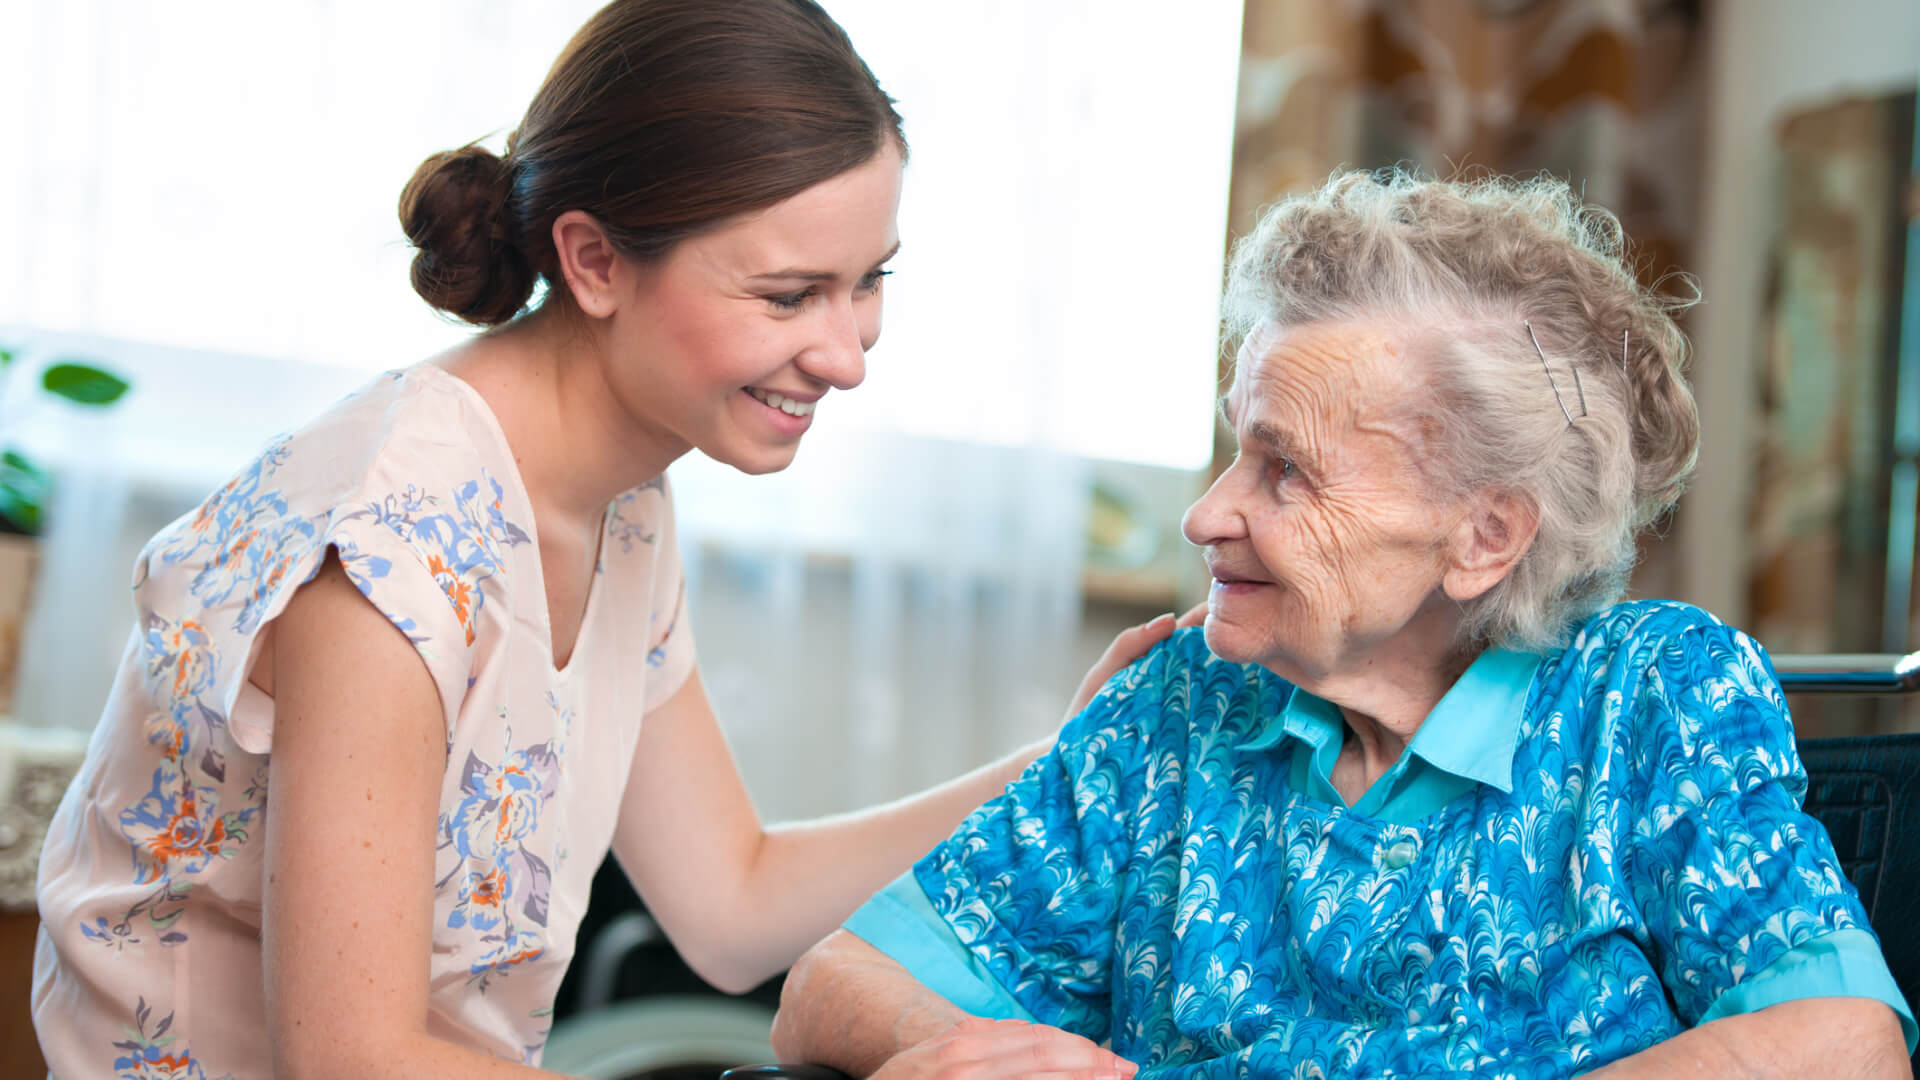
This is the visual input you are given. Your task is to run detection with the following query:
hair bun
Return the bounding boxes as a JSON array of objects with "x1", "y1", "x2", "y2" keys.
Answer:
[{"x1": 398, "y1": 144, "x2": 535, "y2": 326}]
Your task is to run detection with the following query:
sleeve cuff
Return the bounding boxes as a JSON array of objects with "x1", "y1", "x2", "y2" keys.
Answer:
[
  {"x1": 1698, "y1": 927, "x2": 1916, "y2": 1053},
  {"x1": 842, "y1": 871, "x2": 1034, "y2": 1023}
]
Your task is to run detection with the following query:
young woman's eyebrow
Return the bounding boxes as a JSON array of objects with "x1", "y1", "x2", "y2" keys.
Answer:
[{"x1": 749, "y1": 241, "x2": 901, "y2": 282}]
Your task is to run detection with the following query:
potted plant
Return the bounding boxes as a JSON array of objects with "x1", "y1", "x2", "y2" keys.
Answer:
[{"x1": 0, "y1": 345, "x2": 131, "y2": 715}]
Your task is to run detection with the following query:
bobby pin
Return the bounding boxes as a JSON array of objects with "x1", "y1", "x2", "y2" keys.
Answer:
[{"x1": 1525, "y1": 320, "x2": 1587, "y2": 426}]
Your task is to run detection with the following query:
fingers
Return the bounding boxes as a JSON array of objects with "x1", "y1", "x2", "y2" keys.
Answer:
[
  {"x1": 1063, "y1": 605, "x2": 1209, "y2": 722},
  {"x1": 1173, "y1": 599, "x2": 1208, "y2": 629},
  {"x1": 920, "y1": 1018, "x2": 1139, "y2": 1080},
  {"x1": 1064, "y1": 614, "x2": 1171, "y2": 720},
  {"x1": 1108, "y1": 612, "x2": 1179, "y2": 664},
  {"x1": 1011, "y1": 1022, "x2": 1137, "y2": 1080},
  {"x1": 1115, "y1": 612, "x2": 1177, "y2": 653}
]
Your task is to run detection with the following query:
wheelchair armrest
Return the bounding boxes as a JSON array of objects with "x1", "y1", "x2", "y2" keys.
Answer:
[{"x1": 720, "y1": 1067, "x2": 855, "y2": 1080}]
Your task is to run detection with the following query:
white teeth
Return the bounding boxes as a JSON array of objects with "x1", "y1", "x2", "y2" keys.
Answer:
[{"x1": 748, "y1": 388, "x2": 815, "y2": 417}]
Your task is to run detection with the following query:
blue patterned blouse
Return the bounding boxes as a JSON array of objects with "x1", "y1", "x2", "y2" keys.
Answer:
[{"x1": 847, "y1": 601, "x2": 1914, "y2": 1077}]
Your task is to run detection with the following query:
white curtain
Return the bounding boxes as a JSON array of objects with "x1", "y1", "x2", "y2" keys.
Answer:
[
  {"x1": 672, "y1": 432, "x2": 1092, "y2": 817},
  {"x1": 0, "y1": 1, "x2": 1239, "y2": 817}
]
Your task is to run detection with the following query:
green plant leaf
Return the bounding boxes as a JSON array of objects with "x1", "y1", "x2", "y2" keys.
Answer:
[
  {"x1": 43, "y1": 361, "x2": 131, "y2": 406},
  {"x1": 0, "y1": 479, "x2": 42, "y2": 534},
  {"x1": 1, "y1": 448, "x2": 47, "y2": 479},
  {"x1": 0, "y1": 444, "x2": 50, "y2": 533},
  {"x1": 0, "y1": 347, "x2": 15, "y2": 369}
]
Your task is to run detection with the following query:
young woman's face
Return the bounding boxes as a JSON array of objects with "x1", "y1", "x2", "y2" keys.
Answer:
[{"x1": 604, "y1": 141, "x2": 904, "y2": 475}]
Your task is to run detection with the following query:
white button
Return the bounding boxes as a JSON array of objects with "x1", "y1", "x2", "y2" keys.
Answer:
[{"x1": 1381, "y1": 838, "x2": 1418, "y2": 870}]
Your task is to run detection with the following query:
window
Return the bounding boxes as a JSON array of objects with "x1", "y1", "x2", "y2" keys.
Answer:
[{"x1": 0, "y1": 0, "x2": 1240, "y2": 469}]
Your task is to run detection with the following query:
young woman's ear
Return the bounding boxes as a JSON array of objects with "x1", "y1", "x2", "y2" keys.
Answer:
[
  {"x1": 1442, "y1": 489, "x2": 1540, "y2": 604},
  {"x1": 551, "y1": 209, "x2": 625, "y2": 318}
]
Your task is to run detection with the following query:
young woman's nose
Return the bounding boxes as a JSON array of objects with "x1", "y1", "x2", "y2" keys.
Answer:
[{"x1": 798, "y1": 296, "x2": 868, "y2": 390}]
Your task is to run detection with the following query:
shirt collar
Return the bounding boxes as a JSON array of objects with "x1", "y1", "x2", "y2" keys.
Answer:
[{"x1": 1236, "y1": 648, "x2": 1543, "y2": 794}]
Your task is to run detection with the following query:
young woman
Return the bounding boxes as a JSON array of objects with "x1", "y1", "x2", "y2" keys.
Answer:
[{"x1": 31, "y1": 3, "x2": 1185, "y2": 1076}]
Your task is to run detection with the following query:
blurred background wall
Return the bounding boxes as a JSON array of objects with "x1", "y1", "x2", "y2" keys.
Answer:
[{"x1": 1224, "y1": 0, "x2": 1919, "y2": 733}]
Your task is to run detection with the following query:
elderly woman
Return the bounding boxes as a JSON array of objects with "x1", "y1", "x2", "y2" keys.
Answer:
[{"x1": 769, "y1": 171, "x2": 1916, "y2": 1079}]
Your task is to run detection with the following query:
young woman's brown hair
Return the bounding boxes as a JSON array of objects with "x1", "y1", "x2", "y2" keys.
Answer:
[{"x1": 399, "y1": 0, "x2": 908, "y2": 327}]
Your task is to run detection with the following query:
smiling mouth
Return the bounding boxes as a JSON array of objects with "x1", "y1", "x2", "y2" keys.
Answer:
[{"x1": 746, "y1": 387, "x2": 816, "y2": 417}]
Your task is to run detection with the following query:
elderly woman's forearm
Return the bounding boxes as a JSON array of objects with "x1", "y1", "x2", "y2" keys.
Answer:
[
  {"x1": 772, "y1": 930, "x2": 969, "y2": 1076},
  {"x1": 1581, "y1": 998, "x2": 1909, "y2": 1079}
]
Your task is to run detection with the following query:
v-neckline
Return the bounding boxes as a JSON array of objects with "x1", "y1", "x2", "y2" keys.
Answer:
[{"x1": 422, "y1": 364, "x2": 611, "y2": 678}]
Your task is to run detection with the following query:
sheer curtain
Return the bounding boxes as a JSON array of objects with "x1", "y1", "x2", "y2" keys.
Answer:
[{"x1": 0, "y1": 1, "x2": 1239, "y2": 816}]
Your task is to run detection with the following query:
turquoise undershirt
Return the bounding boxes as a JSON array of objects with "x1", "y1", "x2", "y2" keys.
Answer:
[{"x1": 845, "y1": 646, "x2": 1916, "y2": 1050}]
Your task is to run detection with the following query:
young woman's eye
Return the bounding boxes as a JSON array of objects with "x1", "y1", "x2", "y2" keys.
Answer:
[
  {"x1": 858, "y1": 268, "x2": 893, "y2": 293},
  {"x1": 765, "y1": 288, "x2": 815, "y2": 311}
]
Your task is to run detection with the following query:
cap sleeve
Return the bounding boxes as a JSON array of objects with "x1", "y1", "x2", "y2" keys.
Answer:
[{"x1": 202, "y1": 472, "x2": 521, "y2": 754}]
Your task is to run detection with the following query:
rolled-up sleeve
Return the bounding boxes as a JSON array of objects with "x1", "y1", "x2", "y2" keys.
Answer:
[
  {"x1": 1625, "y1": 623, "x2": 1915, "y2": 1051},
  {"x1": 1699, "y1": 927, "x2": 1910, "y2": 1044},
  {"x1": 843, "y1": 872, "x2": 1036, "y2": 1022}
]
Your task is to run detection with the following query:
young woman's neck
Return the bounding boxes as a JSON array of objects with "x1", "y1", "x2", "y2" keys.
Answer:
[{"x1": 443, "y1": 302, "x2": 688, "y2": 526}]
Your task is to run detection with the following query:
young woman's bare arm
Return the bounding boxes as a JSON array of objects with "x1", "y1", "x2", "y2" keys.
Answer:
[
  {"x1": 609, "y1": 668, "x2": 1047, "y2": 994},
  {"x1": 262, "y1": 554, "x2": 559, "y2": 1079},
  {"x1": 613, "y1": 611, "x2": 1194, "y2": 993}
]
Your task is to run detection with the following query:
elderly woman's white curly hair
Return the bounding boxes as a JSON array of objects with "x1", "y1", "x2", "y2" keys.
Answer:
[{"x1": 1223, "y1": 169, "x2": 1701, "y2": 652}]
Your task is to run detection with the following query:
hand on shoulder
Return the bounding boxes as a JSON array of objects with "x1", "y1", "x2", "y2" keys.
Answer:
[{"x1": 1065, "y1": 602, "x2": 1207, "y2": 723}]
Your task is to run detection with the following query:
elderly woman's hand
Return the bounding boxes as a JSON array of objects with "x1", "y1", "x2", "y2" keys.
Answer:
[
  {"x1": 1064, "y1": 603, "x2": 1207, "y2": 722},
  {"x1": 870, "y1": 1018, "x2": 1139, "y2": 1080}
]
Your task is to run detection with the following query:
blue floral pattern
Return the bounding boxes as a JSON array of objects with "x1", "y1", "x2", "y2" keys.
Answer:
[
  {"x1": 338, "y1": 472, "x2": 530, "y2": 648},
  {"x1": 437, "y1": 726, "x2": 559, "y2": 988},
  {"x1": 603, "y1": 476, "x2": 664, "y2": 561},
  {"x1": 914, "y1": 601, "x2": 1878, "y2": 1078}
]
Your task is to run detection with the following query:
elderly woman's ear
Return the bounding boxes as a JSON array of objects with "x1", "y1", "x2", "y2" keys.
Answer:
[{"x1": 1441, "y1": 489, "x2": 1539, "y2": 603}]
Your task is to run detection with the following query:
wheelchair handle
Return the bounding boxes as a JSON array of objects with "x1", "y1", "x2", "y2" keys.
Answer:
[{"x1": 1772, "y1": 651, "x2": 1920, "y2": 694}]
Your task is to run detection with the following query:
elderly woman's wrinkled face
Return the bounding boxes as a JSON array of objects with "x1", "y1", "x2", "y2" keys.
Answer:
[{"x1": 1182, "y1": 321, "x2": 1467, "y2": 682}]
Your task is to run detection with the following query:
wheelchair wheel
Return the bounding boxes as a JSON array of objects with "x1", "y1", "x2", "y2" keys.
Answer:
[{"x1": 541, "y1": 994, "x2": 778, "y2": 1080}]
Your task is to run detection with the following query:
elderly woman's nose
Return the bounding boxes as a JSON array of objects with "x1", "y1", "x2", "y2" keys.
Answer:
[{"x1": 1182, "y1": 472, "x2": 1246, "y2": 547}]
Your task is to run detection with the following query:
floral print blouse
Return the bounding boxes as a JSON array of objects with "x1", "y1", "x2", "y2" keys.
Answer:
[
  {"x1": 33, "y1": 364, "x2": 697, "y2": 1077},
  {"x1": 848, "y1": 602, "x2": 1912, "y2": 1078}
]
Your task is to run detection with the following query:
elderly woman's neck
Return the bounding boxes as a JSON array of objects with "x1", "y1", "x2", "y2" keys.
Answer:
[{"x1": 1304, "y1": 637, "x2": 1479, "y2": 803}]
